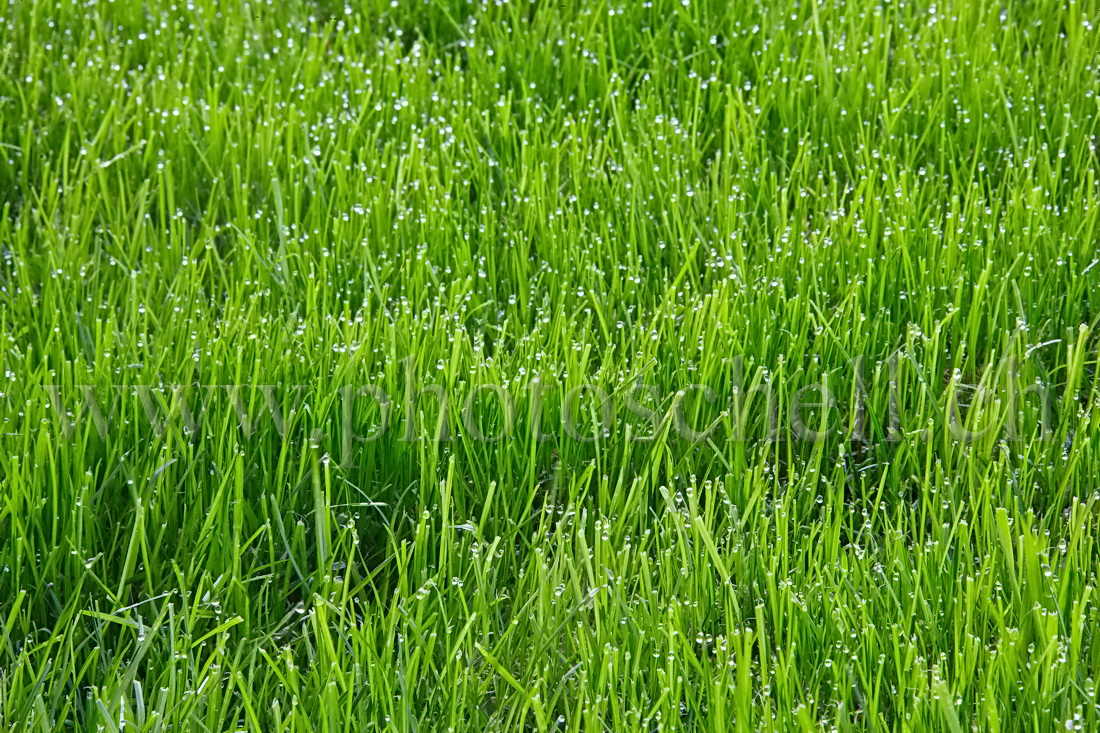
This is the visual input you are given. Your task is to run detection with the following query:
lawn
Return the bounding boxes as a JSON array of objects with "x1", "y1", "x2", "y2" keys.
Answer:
[{"x1": 2, "y1": 0, "x2": 1100, "y2": 729}]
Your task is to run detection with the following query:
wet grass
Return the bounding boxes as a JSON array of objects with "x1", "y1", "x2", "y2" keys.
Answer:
[{"x1": 2, "y1": 0, "x2": 1100, "y2": 729}]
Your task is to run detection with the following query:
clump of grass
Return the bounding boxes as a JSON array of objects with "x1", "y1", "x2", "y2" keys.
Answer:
[{"x1": 2, "y1": 0, "x2": 1100, "y2": 730}]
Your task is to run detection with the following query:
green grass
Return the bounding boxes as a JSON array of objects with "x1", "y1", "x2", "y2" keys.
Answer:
[{"x1": 3, "y1": 0, "x2": 1100, "y2": 729}]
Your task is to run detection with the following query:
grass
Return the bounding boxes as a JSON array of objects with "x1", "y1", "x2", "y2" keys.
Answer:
[{"x1": 2, "y1": 0, "x2": 1100, "y2": 729}]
